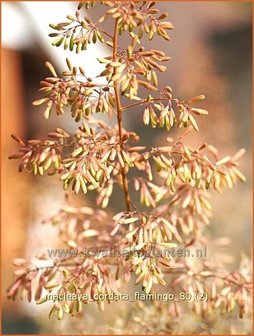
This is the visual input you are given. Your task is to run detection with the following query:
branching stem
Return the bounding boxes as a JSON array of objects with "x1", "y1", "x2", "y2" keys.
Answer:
[
  {"x1": 122, "y1": 98, "x2": 178, "y2": 111},
  {"x1": 112, "y1": 21, "x2": 131, "y2": 212}
]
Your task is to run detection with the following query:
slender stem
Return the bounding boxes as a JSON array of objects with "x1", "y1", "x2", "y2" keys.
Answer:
[
  {"x1": 112, "y1": 21, "x2": 131, "y2": 212},
  {"x1": 163, "y1": 269, "x2": 251, "y2": 289},
  {"x1": 98, "y1": 28, "x2": 113, "y2": 40},
  {"x1": 122, "y1": 98, "x2": 174, "y2": 111},
  {"x1": 122, "y1": 100, "x2": 146, "y2": 111}
]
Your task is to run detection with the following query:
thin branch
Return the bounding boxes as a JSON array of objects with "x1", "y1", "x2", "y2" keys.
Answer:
[
  {"x1": 112, "y1": 20, "x2": 132, "y2": 212},
  {"x1": 122, "y1": 98, "x2": 174, "y2": 111},
  {"x1": 98, "y1": 28, "x2": 113, "y2": 40}
]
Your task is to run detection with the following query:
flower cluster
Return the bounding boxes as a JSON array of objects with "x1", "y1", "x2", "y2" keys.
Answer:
[
  {"x1": 42, "y1": 205, "x2": 109, "y2": 247},
  {"x1": 33, "y1": 61, "x2": 116, "y2": 120},
  {"x1": 125, "y1": 254, "x2": 252, "y2": 334},
  {"x1": 8, "y1": 0, "x2": 251, "y2": 329},
  {"x1": 98, "y1": 47, "x2": 169, "y2": 99},
  {"x1": 9, "y1": 130, "x2": 70, "y2": 175},
  {"x1": 49, "y1": 9, "x2": 106, "y2": 52}
]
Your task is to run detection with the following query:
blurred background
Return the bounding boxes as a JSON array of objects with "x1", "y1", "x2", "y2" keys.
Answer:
[{"x1": 1, "y1": 1, "x2": 252, "y2": 334}]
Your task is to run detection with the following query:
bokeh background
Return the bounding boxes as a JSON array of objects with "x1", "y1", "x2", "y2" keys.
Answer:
[{"x1": 1, "y1": 1, "x2": 252, "y2": 334}]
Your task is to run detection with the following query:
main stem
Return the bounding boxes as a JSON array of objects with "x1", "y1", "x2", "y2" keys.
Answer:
[{"x1": 112, "y1": 21, "x2": 131, "y2": 212}]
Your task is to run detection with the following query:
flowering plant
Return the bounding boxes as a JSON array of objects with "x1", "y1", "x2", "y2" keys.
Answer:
[{"x1": 8, "y1": 1, "x2": 252, "y2": 332}]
